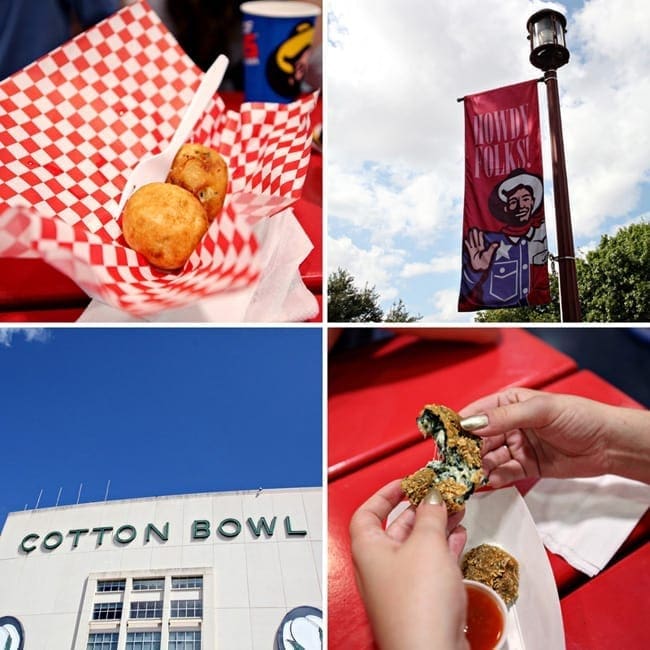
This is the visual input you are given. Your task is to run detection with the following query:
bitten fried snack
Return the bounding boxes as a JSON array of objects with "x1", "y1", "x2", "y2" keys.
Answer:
[
  {"x1": 462, "y1": 544, "x2": 520, "y2": 606},
  {"x1": 401, "y1": 404, "x2": 487, "y2": 512},
  {"x1": 122, "y1": 182, "x2": 208, "y2": 270},
  {"x1": 167, "y1": 143, "x2": 228, "y2": 221}
]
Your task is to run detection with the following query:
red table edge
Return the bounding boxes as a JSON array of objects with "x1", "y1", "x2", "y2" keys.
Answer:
[{"x1": 327, "y1": 364, "x2": 579, "y2": 482}]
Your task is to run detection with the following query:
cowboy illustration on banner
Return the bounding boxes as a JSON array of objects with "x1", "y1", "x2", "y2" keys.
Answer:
[
  {"x1": 458, "y1": 80, "x2": 551, "y2": 311},
  {"x1": 461, "y1": 169, "x2": 549, "y2": 308}
]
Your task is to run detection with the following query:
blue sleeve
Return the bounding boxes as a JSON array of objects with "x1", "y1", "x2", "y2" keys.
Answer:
[{"x1": 70, "y1": 0, "x2": 120, "y2": 27}]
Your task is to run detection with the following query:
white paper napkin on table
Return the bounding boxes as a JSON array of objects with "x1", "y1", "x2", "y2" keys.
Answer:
[
  {"x1": 523, "y1": 475, "x2": 650, "y2": 577},
  {"x1": 77, "y1": 208, "x2": 318, "y2": 322}
]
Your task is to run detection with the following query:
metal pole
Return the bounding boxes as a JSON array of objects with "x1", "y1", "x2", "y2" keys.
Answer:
[{"x1": 544, "y1": 69, "x2": 581, "y2": 321}]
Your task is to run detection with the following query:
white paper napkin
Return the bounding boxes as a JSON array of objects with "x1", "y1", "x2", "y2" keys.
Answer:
[
  {"x1": 523, "y1": 475, "x2": 650, "y2": 577},
  {"x1": 77, "y1": 208, "x2": 318, "y2": 322}
]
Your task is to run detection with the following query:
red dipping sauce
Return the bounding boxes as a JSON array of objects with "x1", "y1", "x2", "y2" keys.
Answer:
[{"x1": 464, "y1": 582, "x2": 506, "y2": 650}]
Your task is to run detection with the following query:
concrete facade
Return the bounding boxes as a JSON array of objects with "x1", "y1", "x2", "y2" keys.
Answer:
[{"x1": 0, "y1": 487, "x2": 322, "y2": 650}]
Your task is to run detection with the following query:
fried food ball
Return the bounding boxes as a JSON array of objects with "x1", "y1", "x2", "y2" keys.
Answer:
[
  {"x1": 401, "y1": 404, "x2": 486, "y2": 513},
  {"x1": 122, "y1": 182, "x2": 208, "y2": 270},
  {"x1": 167, "y1": 143, "x2": 228, "y2": 221},
  {"x1": 462, "y1": 544, "x2": 520, "y2": 606}
]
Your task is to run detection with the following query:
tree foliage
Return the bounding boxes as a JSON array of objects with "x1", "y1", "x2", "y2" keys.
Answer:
[
  {"x1": 327, "y1": 269, "x2": 421, "y2": 322},
  {"x1": 385, "y1": 299, "x2": 420, "y2": 323},
  {"x1": 577, "y1": 222, "x2": 650, "y2": 322},
  {"x1": 475, "y1": 221, "x2": 649, "y2": 323}
]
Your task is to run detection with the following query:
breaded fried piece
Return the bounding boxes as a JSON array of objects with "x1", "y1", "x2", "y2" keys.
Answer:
[
  {"x1": 122, "y1": 182, "x2": 208, "y2": 270},
  {"x1": 401, "y1": 467, "x2": 436, "y2": 508},
  {"x1": 401, "y1": 404, "x2": 486, "y2": 512},
  {"x1": 167, "y1": 143, "x2": 228, "y2": 221},
  {"x1": 462, "y1": 544, "x2": 520, "y2": 606}
]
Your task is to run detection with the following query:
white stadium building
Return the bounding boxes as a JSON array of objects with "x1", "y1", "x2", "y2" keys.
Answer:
[{"x1": 0, "y1": 487, "x2": 322, "y2": 650}]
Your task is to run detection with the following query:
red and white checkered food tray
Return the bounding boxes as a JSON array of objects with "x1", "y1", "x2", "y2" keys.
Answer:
[{"x1": 0, "y1": 1, "x2": 316, "y2": 317}]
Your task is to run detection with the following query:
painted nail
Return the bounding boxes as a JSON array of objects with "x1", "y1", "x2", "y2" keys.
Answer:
[
  {"x1": 460, "y1": 415, "x2": 489, "y2": 431},
  {"x1": 424, "y1": 486, "x2": 443, "y2": 505}
]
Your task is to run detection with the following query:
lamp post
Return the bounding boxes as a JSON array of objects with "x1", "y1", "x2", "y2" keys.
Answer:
[{"x1": 527, "y1": 9, "x2": 581, "y2": 322}]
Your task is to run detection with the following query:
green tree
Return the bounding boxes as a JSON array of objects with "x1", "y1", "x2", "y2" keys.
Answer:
[
  {"x1": 327, "y1": 268, "x2": 383, "y2": 322},
  {"x1": 327, "y1": 268, "x2": 421, "y2": 322},
  {"x1": 385, "y1": 299, "x2": 421, "y2": 322},
  {"x1": 475, "y1": 221, "x2": 650, "y2": 323},
  {"x1": 577, "y1": 222, "x2": 650, "y2": 322}
]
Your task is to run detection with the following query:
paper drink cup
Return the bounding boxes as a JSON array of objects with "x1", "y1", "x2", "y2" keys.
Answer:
[{"x1": 241, "y1": 1, "x2": 321, "y2": 102}]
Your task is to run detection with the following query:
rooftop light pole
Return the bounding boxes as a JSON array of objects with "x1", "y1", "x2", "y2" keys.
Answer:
[{"x1": 527, "y1": 9, "x2": 581, "y2": 322}]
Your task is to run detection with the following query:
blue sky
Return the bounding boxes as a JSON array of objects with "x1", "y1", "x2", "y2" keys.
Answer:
[
  {"x1": 327, "y1": 0, "x2": 650, "y2": 320},
  {"x1": 0, "y1": 328, "x2": 322, "y2": 528}
]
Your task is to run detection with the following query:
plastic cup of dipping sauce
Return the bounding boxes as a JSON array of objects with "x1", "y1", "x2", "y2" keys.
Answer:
[{"x1": 463, "y1": 580, "x2": 508, "y2": 650}]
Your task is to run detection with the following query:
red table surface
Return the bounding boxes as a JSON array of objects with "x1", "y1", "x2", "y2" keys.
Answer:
[
  {"x1": 328, "y1": 346, "x2": 649, "y2": 649},
  {"x1": 328, "y1": 328, "x2": 577, "y2": 480},
  {"x1": 561, "y1": 543, "x2": 650, "y2": 649},
  {"x1": 0, "y1": 92, "x2": 322, "y2": 320}
]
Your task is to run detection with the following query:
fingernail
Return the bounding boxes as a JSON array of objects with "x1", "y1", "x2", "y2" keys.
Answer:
[
  {"x1": 460, "y1": 415, "x2": 489, "y2": 431},
  {"x1": 424, "y1": 487, "x2": 443, "y2": 505}
]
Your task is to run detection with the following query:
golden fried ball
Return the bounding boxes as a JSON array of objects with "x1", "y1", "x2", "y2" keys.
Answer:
[
  {"x1": 122, "y1": 182, "x2": 208, "y2": 270},
  {"x1": 167, "y1": 143, "x2": 228, "y2": 221},
  {"x1": 462, "y1": 544, "x2": 520, "y2": 606}
]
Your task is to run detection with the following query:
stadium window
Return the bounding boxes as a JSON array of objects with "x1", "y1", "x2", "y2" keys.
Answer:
[
  {"x1": 130, "y1": 600, "x2": 163, "y2": 619},
  {"x1": 92, "y1": 602, "x2": 123, "y2": 620},
  {"x1": 125, "y1": 631, "x2": 161, "y2": 650},
  {"x1": 96, "y1": 579, "x2": 125, "y2": 593},
  {"x1": 132, "y1": 578, "x2": 164, "y2": 591},
  {"x1": 171, "y1": 576, "x2": 203, "y2": 590},
  {"x1": 170, "y1": 599, "x2": 203, "y2": 618},
  {"x1": 86, "y1": 632, "x2": 118, "y2": 650},
  {"x1": 168, "y1": 630, "x2": 201, "y2": 650}
]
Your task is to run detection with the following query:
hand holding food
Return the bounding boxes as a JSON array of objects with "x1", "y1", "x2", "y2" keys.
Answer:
[
  {"x1": 402, "y1": 404, "x2": 487, "y2": 512},
  {"x1": 460, "y1": 387, "x2": 650, "y2": 487},
  {"x1": 350, "y1": 479, "x2": 469, "y2": 650}
]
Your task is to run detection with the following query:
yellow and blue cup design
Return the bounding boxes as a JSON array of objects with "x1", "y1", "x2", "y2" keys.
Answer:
[{"x1": 241, "y1": 1, "x2": 321, "y2": 103}]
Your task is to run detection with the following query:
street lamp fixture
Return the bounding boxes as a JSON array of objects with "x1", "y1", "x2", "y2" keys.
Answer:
[
  {"x1": 527, "y1": 9, "x2": 570, "y2": 71},
  {"x1": 526, "y1": 9, "x2": 581, "y2": 322}
]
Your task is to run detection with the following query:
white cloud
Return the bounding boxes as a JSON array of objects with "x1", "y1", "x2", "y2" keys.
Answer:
[
  {"x1": 578, "y1": 214, "x2": 649, "y2": 254},
  {"x1": 428, "y1": 289, "x2": 474, "y2": 323},
  {"x1": 328, "y1": 161, "x2": 459, "y2": 247},
  {"x1": 0, "y1": 328, "x2": 51, "y2": 347},
  {"x1": 328, "y1": 235, "x2": 403, "y2": 302},
  {"x1": 557, "y1": 0, "x2": 650, "y2": 236},
  {"x1": 327, "y1": 0, "x2": 650, "y2": 320},
  {"x1": 401, "y1": 255, "x2": 460, "y2": 278}
]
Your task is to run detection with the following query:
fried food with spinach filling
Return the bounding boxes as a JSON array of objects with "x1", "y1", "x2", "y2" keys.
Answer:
[{"x1": 401, "y1": 404, "x2": 486, "y2": 513}]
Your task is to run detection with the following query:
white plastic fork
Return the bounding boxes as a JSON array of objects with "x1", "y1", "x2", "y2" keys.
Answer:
[{"x1": 115, "y1": 54, "x2": 229, "y2": 216}]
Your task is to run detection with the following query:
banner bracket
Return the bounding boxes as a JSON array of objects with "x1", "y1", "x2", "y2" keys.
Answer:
[{"x1": 550, "y1": 254, "x2": 577, "y2": 261}]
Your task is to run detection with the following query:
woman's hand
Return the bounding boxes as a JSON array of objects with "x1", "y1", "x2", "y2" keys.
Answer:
[
  {"x1": 350, "y1": 479, "x2": 469, "y2": 650},
  {"x1": 460, "y1": 387, "x2": 636, "y2": 486}
]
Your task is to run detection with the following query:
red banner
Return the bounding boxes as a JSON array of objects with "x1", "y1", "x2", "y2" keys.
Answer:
[{"x1": 459, "y1": 79, "x2": 550, "y2": 312}]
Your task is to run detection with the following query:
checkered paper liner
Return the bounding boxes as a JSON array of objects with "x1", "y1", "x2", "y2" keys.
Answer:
[{"x1": 0, "y1": 1, "x2": 317, "y2": 317}]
